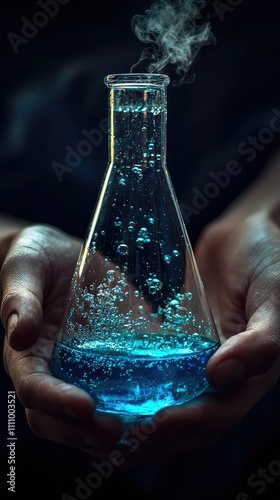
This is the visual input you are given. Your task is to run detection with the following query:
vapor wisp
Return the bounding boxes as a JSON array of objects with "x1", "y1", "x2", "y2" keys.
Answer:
[{"x1": 131, "y1": 0, "x2": 214, "y2": 84}]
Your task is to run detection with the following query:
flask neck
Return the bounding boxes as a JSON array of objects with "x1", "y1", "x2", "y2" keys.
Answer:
[{"x1": 106, "y1": 75, "x2": 168, "y2": 167}]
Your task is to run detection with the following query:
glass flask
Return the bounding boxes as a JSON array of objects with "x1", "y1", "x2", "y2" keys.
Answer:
[{"x1": 51, "y1": 73, "x2": 220, "y2": 423}]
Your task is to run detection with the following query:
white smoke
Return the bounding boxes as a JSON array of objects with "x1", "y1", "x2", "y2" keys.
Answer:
[{"x1": 131, "y1": 0, "x2": 215, "y2": 84}]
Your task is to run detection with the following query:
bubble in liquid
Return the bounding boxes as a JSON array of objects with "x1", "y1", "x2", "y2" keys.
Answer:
[
  {"x1": 134, "y1": 290, "x2": 140, "y2": 298},
  {"x1": 173, "y1": 306, "x2": 188, "y2": 324},
  {"x1": 164, "y1": 254, "x2": 171, "y2": 264},
  {"x1": 132, "y1": 166, "x2": 142, "y2": 176},
  {"x1": 115, "y1": 218, "x2": 122, "y2": 227},
  {"x1": 176, "y1": 293, "x2": 185, "y2": 302},
  {"x1": 117, "y1": 244, "x2": 129, "y2": 255},
  {"x1": 128, "y1": 221, "x2": 135, "y2": 232},
  {"x1": 156, "y1": 154, "x2": 161, "y2": 161},
  {"x1": 148, "y1": 217, "x2": 154, "y2": 224},
  {"x1": 172, "y1": 250, "x2": 180, "y2": 257},
  {"x1": 186, "y1": 292, "x2": 193, "y2": 301},
  {"x1": 136, "y1": 238, "x2": 145, "y2": 249},
  {"x1": 107, "y1": 270, "x2": 116, "y2": 282},
  {"x1": 152, "y1": 278, "x2": 162, "y2": 291},
  {"x1": 119, "y1": 178, "x2": 126, "y2": 186},
  {"x1": 169, "y1": 299, "x2": 180, "y2": 308},
  {"x1": 101, "y1": 230, "x2": 105, "y2": 236},
  {"x1": 150, "y1": 312, "x2": 158, "y2": 320}
]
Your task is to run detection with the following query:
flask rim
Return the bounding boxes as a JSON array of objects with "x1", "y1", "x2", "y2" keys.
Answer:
[{"x1": 105, "y1": 73, "x2": 170, "y2": 87}]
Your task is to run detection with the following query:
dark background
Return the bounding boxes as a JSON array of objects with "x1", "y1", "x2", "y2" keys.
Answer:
[
  {"x1": 1, "y1": 1, "x2": 280, "y2": 499},
  {"x1": 1, "y1": 0, "x2": 280, "y2": 243}
]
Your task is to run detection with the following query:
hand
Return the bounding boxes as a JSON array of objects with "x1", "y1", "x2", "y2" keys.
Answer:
[
  {"x1": 1, "y1": 225, "x2": 126, "y2": 460},
  {"x1": 118, "y1": 210, "x2": 280, "y2": 461}
]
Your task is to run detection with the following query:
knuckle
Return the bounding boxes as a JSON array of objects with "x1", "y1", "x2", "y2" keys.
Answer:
[
  {"x1": 0, "y1": 292, "x2": 18, "y2": 324},
  {"x1": 1, "y1": 289, "x2": 40, "y2": 327}
]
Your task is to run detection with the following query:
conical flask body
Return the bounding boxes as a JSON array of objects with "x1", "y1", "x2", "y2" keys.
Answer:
[{"x1": 51, "y1": 74, "x2": 220, "y2": 420}]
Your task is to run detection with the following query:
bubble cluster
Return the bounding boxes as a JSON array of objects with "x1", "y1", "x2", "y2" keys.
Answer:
[
  {"x1": 146, "y1": 275, "x2": 163, "y2": 295},
  {"x1": 136, "y1": 227, "x2": 151, "y2": 248},
  {"x1": 132, "y1": 165, "x2": 143, "y2": 181}
]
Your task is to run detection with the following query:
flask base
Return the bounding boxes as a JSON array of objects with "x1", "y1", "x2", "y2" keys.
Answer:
[{"x1": 51, "y1": 335, "x2": 220, "y2": 420}]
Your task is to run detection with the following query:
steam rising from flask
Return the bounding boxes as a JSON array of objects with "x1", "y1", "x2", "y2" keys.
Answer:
[{"x1": 131, "y1": 0, "x2": 215, "y2": 84}]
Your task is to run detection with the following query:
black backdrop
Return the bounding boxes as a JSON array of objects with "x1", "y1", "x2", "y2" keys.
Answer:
[{"x1": 1, "y1": 1, "x2": 280, "y2": 499}]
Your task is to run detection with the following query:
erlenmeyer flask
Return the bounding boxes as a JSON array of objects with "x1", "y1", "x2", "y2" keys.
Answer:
[{"x1": 51, "y1": 73, "x2": 220, "y2": 422}]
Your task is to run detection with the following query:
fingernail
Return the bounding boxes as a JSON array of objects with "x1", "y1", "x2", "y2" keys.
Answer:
[
  {"x1": 213, "y1": 358, "x2": 245, "y2": 387},
  {"x1": 7, "y1": 313, "x2": 18, "y2": 340}
]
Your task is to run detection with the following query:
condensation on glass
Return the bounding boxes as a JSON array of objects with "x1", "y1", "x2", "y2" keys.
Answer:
[{"x1": 51, "y1": 73, "x2": 220, "y2": 423}]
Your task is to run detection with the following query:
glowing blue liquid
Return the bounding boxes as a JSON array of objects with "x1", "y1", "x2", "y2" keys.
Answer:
[{"x1": 51, "y1": 333, "x2": 219, "y2": 418}]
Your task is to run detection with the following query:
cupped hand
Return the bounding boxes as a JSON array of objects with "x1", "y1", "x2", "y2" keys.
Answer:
[
  {"x1": 117, "y1": 211, "x2": 280, "y2": 462},
  {"x1": 1, "y1": 225, "x2": 125, "y2": 459}
]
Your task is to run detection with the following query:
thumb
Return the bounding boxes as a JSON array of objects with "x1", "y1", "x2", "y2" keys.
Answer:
[
  {"x1": 207, "y1": 304, "x2": 280, "y2": 388},
  {"x1": 0, "y1": 228, "x2": 52, "y2": 351}
]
